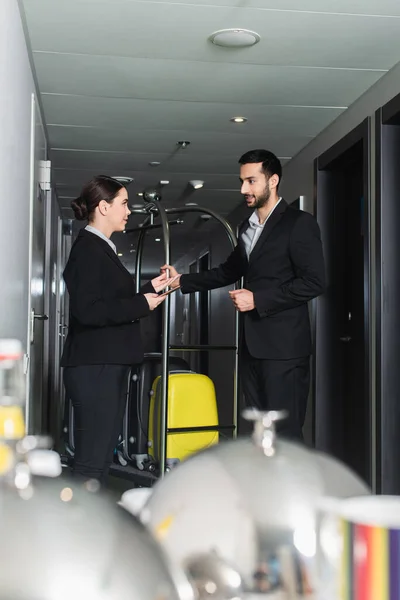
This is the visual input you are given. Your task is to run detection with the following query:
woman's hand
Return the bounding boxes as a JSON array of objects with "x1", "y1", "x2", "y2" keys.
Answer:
[
  {"x1": 144, "y1": 293, "x2": 168, "y2": 311},
  {"x1": 160, "y1": 265, "x2": 181, "y2": 289},
  {"x1": 151, "y1": 272, "x2": 180, "y2": 293}
]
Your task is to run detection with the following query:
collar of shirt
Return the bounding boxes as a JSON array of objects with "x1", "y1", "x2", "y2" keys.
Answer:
[
  {"x1": 249, "y1": 197, "x2": 283, "y2": 228},
  {"x1": 85, "y1": 225, "x2": 117, "y2": 254},
  {"x1": 241, "y1": 198, "x2": 283, "y2": 259}
]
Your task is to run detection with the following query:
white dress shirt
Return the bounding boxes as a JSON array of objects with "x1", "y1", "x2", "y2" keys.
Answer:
[
  {"x1": 241, "y1": 198, "x2": 282, "y2": 259},
  {"x1": 85, "y1": 225, "x2": 117, "y2": 254}
]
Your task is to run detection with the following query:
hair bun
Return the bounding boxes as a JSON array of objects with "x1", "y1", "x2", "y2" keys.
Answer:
[{"x1": 71, "y1": 196, "x2": 88, "y2": 221}]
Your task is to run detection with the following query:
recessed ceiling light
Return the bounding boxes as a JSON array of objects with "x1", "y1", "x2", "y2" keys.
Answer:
[
  {"x1": 209, "y1": 29, "x2": 260, "y2": 48},
  {"x1": 230, "y1": 116, "x2": 247, "y2": 124},
  {"x1": 185, "y1": 202, "x2": 198, "y2": 206},
  {"x1": 149, "y1": 161, "x2": 161, "y2": 167},
  {"x1": 160, "y1": 180, "x2": 170, "y2": 185},
  {"x1": 113, "y1": 176, "x2": 134, "y2": 184},
  {"x1": 155, "y1": 238, "x2": 161, "y2": 242},
  {"x1": 200, "y1": 214, "x2": 212, "y2": 220},
  {"x1": 137, "y1": 192, "x2": 144, "y2": 197},
  {"x1": 189, "y1": 180, "x2": 204, "y2": 190},
  {"x1": 117, "y1": 253, "x2": 123, "y2": 257}
]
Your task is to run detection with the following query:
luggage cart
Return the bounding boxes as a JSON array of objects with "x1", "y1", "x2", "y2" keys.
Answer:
[{"x1": 122, "y1": 193, "x2": 240, "y2": 479}]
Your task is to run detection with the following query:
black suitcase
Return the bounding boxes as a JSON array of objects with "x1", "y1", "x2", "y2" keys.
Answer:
[{"x1": 119, "y1": 352, "x2": 190, "y2": 469}]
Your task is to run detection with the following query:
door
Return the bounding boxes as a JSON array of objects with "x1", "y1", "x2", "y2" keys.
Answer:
[
  {"x1": 47, "y1": 214, "x2": 70, "y2": 450},
  {"x1": 314, "y1": 120, "x2": 371, "y2": 485},
  {"x1": 57, "y1": 223, "x2": 71, "y2": 448},
  {"x1": 26, "y1": 94, "x2": 49, "y2": 435}
]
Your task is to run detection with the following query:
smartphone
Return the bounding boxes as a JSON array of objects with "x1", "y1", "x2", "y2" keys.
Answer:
[{"x1": 159, "y1": 286, "x2": 180, "y2": 297}]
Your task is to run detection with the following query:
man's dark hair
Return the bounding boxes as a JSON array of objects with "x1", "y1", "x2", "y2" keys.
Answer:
[{"x1": 238, "y1": 149, "x2": 282, "y2": 188}]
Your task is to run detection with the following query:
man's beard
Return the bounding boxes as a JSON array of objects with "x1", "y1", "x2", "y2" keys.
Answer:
[{"x1": 253, "y1": 185, "x2": 271, "y2": 209}]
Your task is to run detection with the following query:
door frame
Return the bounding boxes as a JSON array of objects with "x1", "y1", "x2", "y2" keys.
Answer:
[
  {"x1": 26, "y1": 93, "x2": 50, "y2": 433},
  {"x1": 312, "y1": 118, "x2": 372, "y2": 481},
  {"x1": 375, "y1": 91, "x2": 400, "y2": 493}
]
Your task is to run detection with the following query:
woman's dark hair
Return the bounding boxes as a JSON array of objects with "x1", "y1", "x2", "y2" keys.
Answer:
[
  {"x1": 238, "y1": 149, "x2": 282, "y2": 189},
  {"x1": 71, "y1": 175, "x2": 125, "y2": 221}
]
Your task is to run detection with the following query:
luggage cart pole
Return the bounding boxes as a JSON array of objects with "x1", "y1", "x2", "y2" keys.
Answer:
[
  {"x1": 153, "y1": 200, "x2": 171, "y2": 478},
  {"x1": 233, "y1": 224, "x2": 243, "y2": 440}
]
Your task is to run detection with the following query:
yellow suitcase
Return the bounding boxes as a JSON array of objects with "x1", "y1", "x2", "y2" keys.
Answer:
[{"x1": 148, "y1": 372, "x2": 219, "y2": 465}]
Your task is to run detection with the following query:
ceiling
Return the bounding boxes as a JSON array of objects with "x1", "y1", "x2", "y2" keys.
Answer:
[{"x1": 20, "y1": 0, "x2": 400, "y2": 268}]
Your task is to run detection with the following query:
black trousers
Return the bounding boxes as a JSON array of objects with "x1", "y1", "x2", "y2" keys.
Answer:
[
  {"x1": 63, "y1": 364, "x2": 130, "y2": 482},
  {"x1": 240, "y1": 344, "x2": 310, "y2": 441}
]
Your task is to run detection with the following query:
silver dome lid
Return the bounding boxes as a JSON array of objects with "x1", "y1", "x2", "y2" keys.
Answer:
[
  {"x1": 141, "y1": 410, "x2": 369, "y2": 599},
  {"x1": 0, "y1": 476, "x2": 193, "y2": 600}
]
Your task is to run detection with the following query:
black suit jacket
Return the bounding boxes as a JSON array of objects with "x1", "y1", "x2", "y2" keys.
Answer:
[
  {"x1": 61, "y1": 229, "x2": 154, "y2": 367},
  {"x1": 180, "y1": 200, "x2": 325, "y2": 360}
]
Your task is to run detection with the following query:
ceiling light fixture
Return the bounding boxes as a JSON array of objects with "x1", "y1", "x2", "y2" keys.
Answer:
[
  {"x1": 155, "y1": 238, "x2": 161, "y2": 242},
  {"x1": 137, "y1": 192, "x2": 144, "y2": 197},
  {"x1": 230, "y1": 116, "x2": 247, "y2": 124},
  {"x1": 112, "y1": 176, "x2": 134, "y2": 184},
  {"x1": 189, "y1": 180, "x2": 204, "y2": 190},
  {"x1": 209, "y1": 28, "x2": 260, "y2": 48},
  {"x1": 131, "y1": 203, "x2": 144, "y2": 209},
  {"x1": 117, "y1": 253, "x2": 123, "y2": 257},
  {"x1": 149, "y1": 161, "x2": 161, "y2": 167},
  {"x1": 185, "y1": 202, "x2": 198, "y2": 206},
  {"x1": 159, "y1": 180, "x2": 170, "y2": 186}
]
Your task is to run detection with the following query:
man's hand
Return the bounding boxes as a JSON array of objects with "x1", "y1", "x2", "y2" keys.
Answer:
[
  {"x1": 160, "y1": 264, "x2": 181, "y2": 289},
  {"x1": 151, "y1": 273, "x2": 180, "y2": 293},
  {"x1": 229, "y1": 289, "x2": 255, "y2": 312}
]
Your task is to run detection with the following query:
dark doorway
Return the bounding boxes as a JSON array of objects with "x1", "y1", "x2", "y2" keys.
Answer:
[
  {"x1": 376, "y1": 94, "x2": 400, "y2": 494},
  {"x1": 314, "y1": 119, "x2": 371, "y2": 486}
]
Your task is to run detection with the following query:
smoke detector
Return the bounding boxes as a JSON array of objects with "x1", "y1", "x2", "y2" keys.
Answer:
[{"x1": 209, "y1": 29, "x2": 260, "y2": 48}]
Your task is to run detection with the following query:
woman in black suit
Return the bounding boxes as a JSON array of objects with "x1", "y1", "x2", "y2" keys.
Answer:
[{"x1": 61, "y1": 175, "x2": 175, "y2": 483}]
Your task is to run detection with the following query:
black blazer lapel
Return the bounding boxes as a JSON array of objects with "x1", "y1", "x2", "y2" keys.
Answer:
[
  {"x1": 249, "y1": 199, "x2": 288, "y2": 263},
  {"x1": 80, "y1": 229, "x2": 132, "y2": 279}
]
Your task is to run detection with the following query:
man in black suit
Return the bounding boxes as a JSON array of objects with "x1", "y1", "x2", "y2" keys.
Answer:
[{"x1": 163, "y1": 149, "x2": 325, "y2": 440}]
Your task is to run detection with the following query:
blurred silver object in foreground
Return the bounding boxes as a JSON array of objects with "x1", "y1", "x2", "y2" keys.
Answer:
[
  {"x1": 137, "y1": 410, "x2": 369, "y2": 599},
  {"x1": 0, "y1": 476, "x2": 194, "y2": 600}
]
